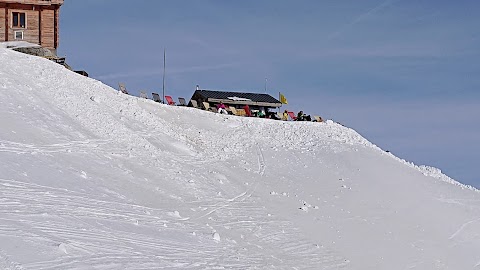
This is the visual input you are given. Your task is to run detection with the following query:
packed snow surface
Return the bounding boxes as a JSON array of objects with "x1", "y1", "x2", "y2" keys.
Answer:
[
  {"x1": 0, "y1": 48, "x2": 479, "y2": 269},
  {"x1": 0, "y1": 41, "x2": 41, "y2": 49}
]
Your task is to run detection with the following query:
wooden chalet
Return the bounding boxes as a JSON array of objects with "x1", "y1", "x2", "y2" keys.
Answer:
[
  {"x1": 189, "y1": 87, "x2": 282, "y2": 112},
  {"x1": 0, "y1": 0, "x2": 64, "y2": 54}
]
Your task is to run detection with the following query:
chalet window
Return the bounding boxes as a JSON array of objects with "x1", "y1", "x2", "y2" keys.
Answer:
[
  {"x1": 14, "y1": 31, "x2": 24, "y2": 40},
  {"x1": 12, "y1": 12, "x2": 26, "y2": 28}
]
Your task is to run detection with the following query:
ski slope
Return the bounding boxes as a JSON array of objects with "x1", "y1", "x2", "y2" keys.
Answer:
[{"x1": 0, "y1": 46, "x2": 479, "y2": 269}]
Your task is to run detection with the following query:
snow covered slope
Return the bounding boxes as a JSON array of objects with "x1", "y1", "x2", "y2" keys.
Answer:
[{"x1": 0, "y1": 47, "x2": 479, "y2": 270}]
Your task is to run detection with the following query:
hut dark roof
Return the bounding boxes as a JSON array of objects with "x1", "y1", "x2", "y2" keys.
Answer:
[{"x1": 194, "y1": 90, "x2": 281, "y2": 104}]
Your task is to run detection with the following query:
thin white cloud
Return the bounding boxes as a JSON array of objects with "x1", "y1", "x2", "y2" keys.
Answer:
[
  {"x1": 327, "y1": 0, "x2": 398, "y2": 41},
  {"x1": 97, "y1": 62, "x2": 240, "y2": 80}
]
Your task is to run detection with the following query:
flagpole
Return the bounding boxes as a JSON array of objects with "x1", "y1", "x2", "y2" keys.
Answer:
[
  {"x1": 162, "y1": 48, "x2": 166, "y2": 104},
  {"x1": 279, "y1": 91, "x2": 281, "y2": 114},
  {"x1": 264, "y1": 77, "x2": 267, "y2": 94}
]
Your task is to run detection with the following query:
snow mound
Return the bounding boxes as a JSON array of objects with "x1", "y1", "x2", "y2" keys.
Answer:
[{"x1": 0, "y1": 46, "x2": 479, "y2": 270}]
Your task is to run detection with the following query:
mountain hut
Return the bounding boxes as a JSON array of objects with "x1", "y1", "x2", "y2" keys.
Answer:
[
  {"x1": 189, "y1": 86, "x2": 282, "y2": 114},
  {"x1": 0, "y1": 0, "x2": 64, "y2": 54}
]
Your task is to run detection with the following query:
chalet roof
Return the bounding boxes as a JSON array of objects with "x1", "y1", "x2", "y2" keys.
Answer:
[
  {"x1": 0, "y1": 0, "x2": 64, "y2": 5},
  {"x1": 194, "y1": 90, "x2": 281, "y2": 104}
]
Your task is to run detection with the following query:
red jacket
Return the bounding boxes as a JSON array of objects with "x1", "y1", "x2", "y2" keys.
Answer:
[{"x1": 243, "y1": 105, "x2": 252, "y2": 117}]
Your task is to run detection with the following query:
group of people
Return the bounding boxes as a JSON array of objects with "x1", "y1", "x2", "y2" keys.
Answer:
[
  {"x1": 280, "y1": 110, "x2": 311, "y2": 121},
  {"x1": 295, "y1": 110, "x2": 312, "y2": 121},
  {"x1": 216, "y1": 102, "x2": 312, "y2": 121},
  {"x1": 216, "y1": 102, "x2": 255, "y2": 117}
]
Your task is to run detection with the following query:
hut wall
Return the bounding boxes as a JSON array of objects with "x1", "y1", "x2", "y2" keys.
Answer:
[
  {"x1": 0, "y1": 7, "x2": 5, "y2": 41},
  {"x1": 40, "y1": 8, "x2": 54, "y2": 49}
]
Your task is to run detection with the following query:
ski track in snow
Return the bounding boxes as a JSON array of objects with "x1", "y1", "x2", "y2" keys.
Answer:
[
  {"x1": 448, "y1": 217, "x2": 480, "y2": 240},
  {"x1": 0, "y1": 139, "x2": 114, "y2": 155},
  {"x1": 192, "y1": 119, "x2": 267, "y2": 221},
  {"x1": 0, "y1": 177, "x2": 349, "y2": 269},
  {"x1": 181, "y1": 122, "x2": 352, "y2": 269},
  {"x1": 0, "y1": 179, "x2": 251, "y2": 269},
  {"x1": 195, "y1": 122, "x2": 350, "y2": 269}
]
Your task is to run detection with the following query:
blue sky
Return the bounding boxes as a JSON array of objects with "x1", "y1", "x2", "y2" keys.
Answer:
[{"x1": 58, "y1": 0, "x2": 480, "y2": 187}]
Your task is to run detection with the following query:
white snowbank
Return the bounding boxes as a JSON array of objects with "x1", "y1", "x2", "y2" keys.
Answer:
[
  {"x1": 0, "y1": 41, "x2": 41, "y2": 49},
  {"x1": 0, "y1": 47, "x2": 479, "y2": 270}
]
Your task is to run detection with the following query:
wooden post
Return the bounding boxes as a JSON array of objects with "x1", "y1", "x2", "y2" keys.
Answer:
[
  {"x1": 38, "y1": 6, "x2": 42, "y2": 45},
  {"x1": 4, "y1": 5, "x2": 8, "y2": 41},
  {"x1": 53, "y1": 7, "x2": 57, "y2": 50}
]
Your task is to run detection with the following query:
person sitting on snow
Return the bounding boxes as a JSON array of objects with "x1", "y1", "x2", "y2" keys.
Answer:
[
  {"x1": 269, "y1": 112, "x2": 280, "y2": 120},
  {"x1": 217, "y1": 102, "x2": 227, "y2": 114},
  {"x1": 282, "y1": 110, "x2": 288, "y2": 121},
  {"x1": 257, "y1": 110, "x2": 266, "y2": 118},
  {"x1": 243, "y1": 104, "x2": 252, "y2": 117},
  {"x1": 297, "y1": 111, "x2": 305, "y2": 121}
]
